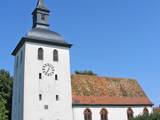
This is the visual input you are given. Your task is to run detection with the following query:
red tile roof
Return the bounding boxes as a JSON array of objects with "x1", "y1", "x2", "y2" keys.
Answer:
[{"x1": 71, "y1": 74, "x2": 153, "y2": 106}]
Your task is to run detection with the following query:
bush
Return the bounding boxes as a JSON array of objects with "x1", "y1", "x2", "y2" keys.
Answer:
[{"x1": 130, "y1": 112, "x2": 160, "y2": 120}]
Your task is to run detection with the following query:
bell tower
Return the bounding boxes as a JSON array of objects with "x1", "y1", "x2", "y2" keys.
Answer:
[
  {"x1": 11, "y1": 1, "x2": 73, "y2": 120},
  {"x1": 32, "y1": 0, "x2": 50, "y2": 29}
]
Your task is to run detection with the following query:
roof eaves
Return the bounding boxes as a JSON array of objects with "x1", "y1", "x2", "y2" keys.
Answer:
[
  {"x1": 12, "y1": 37, "x2": 72, "y2": 56},
  {"x1": 72, "y1": 103, "x2": 154, "y2": 107}
]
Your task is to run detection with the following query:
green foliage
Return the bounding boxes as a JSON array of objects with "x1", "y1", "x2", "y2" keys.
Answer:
[
  {"x1": 130, "y1": 112, "x2": 160, "y2": 120},
  {"x1": 0, "y1": 100, "x2": 8, "y2": 120},
  {"x1": 75, "y1": 70, "x2": 97, "y2": 76},
  {"x1": 0, "y1": 69, "x2": 13, "y2": 120}
]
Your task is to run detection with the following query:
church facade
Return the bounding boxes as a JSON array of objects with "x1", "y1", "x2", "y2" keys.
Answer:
[{"x1": 11, "y1": 1, "x2": 153, "y2": 120}]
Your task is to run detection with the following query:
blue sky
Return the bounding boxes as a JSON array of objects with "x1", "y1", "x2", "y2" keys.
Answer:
[{"x1": 0, "y1": 0, "x2": 160, "y2": 106}]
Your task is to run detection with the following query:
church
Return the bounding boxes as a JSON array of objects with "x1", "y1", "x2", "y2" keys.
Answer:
[{"x1": 11, "y1": 0, "x2": 153, "y2": 120}]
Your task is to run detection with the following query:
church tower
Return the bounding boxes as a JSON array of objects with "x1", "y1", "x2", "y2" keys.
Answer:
[{"x1": 11, "y1": 1, "x2": 73, "y2": 120}]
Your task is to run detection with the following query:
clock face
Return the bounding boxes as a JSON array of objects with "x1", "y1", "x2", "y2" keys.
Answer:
[{"x1": 42, "y1": 63, "x2": 55, "y2": 76}]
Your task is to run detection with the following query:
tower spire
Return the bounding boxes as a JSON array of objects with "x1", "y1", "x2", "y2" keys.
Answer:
[
  {"x1": 32, "y1": 0, "x2": 50, "y2": 29},
  {"x1": 36, "y1": 0, "x2": 49, "y2": 11},
  {"x1": 37, "y1": 0, "x2": 44, "y2": 6}
]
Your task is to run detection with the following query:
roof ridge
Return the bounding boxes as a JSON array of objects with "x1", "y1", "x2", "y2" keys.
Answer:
[{"x1": 72, "y1": 74, "x2": 136, "y2": 81}]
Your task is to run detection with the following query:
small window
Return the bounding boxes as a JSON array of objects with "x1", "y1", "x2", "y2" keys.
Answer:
[
  {"x1": 44, "y1": 105, "x2": 48, "y2": 110},
  {"x1": 55, "y1": 74, "x2": 58, "y2": 80},
  {"x1": 39, "y1": 73, "x2": 42, "y2": 79},
  {"x1": 53, "y1": 49, "x2": 58, "y2": 61},
  {"x1": 20, "y1": 51, "x2": 23, "y2": 64},
  {"x1": 16, "y1": 56, "x2": 19, "y2": 68},
  {"x1": 39, "y1": 94, "x2": 42, "y2": 101},
  {"x1": 127, "y1": 107, "x2": 134, "y2": 120},
  {"x1": 84, "y1": 108, "x2": 92, "y2": 120},
  {"x1": 143, "y1": 107, "x2": 149, "y2": 115},
  {"x1": 18, "y1": 92, "x2": 20, "y2": 103},
  {"x1": 56, "y1": 95, "x2": 59, "y2": 101},
  {"x1": 41, "y1": 14, "x2": 45, "y2": 20},
  {"x1": 38, "y1": 48, "x2": 43, "y2": 60}
]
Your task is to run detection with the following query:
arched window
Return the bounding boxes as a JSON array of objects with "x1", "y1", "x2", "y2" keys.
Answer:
[
  {"x1": 127, "y1": 107, "x2": 134, "y2": 120},
  {"x1": 38, "y1": 48, "x2": 43, "y2": 60},
  {"x1": 53, "y1": 49, "x2": 58, "y2": 61},
  {"x1": 100, "y1": 108, "x2": 108, "y2": 120},
  {"x1": 84, "y1": 108, "x2": 92, "y2": 120},
  {"x1": 143, "y1": 107, "x2": 149, "y2": 115}
]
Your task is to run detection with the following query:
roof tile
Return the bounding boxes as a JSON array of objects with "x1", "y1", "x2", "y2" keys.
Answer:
[{"x1": 71, "y1": 74, "x2": 153, "y2": 105}]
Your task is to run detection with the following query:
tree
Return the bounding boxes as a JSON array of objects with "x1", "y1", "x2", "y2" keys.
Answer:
[
  {"x1": 130, "y1": 112, "x2": 160, "y2": 120},
  {"x1": 75, "y1": 70, "x2": 97, "y2": 76},
  {"x1": 0, "y1": 69, "x2": 13, "y2": 120},
  {"x1": 0, "y1": 99, "x2": 8, "y2": 120}
]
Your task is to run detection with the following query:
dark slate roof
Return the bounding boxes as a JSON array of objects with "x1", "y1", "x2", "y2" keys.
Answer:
[
  {"x1": 36, "y1": 0, "x2": 49, "y2": 12},
  {"x1": 71, "y1": 74, "x2": 153, "y2": 106},
  {"x1": 26, "y1": 28, "x2": 68, "y2": 44},
  {"x1": 12, "y1": 28, "x2": 72, "y2": 56}
]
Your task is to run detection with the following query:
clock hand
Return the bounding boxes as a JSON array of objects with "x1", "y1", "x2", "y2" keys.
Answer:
[{"x1": 46, "y1": 66, "x2": 50, "y2": 73}]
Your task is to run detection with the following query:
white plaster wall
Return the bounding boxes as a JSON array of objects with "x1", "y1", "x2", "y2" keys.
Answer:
[
  {"x1": 73, "y1": 106, "x2": 153, "y2": 120},
  {"x1": 23, "y1": 42, "x2": 73, "y2": 120},
  {"x1": 12, "y1": 45, "x2": 25, "y2": 120}
]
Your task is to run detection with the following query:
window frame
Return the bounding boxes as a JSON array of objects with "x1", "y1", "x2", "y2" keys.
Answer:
[
  {"x1": 84, "y1": 108, "x2": 92, "y2": 120},
  {"x1": 55, "y1": 74, "x2": 58, "y2": 80},
  {"x1": 41, "y1": 13, "x2": 45, "y2": 21},
  {"x1": 16, "y1": 56, "x2": 19, "y2": 69},
  {"x1": 39, "y1": 94, "x2": 42, "y2": 101},
  {"x1": 100, "y1": 108, "x2": 108, "y2": 120},
  {"x1": 20, "y1": 51, "x2": 23, "y2": 64},
  {"x1": 53, "y1": 49, "x2": 58, "y2": 62},
  {"x1": 143, "y1": 107, "x2": 149, "y2": 115},
  {"x1": 44, "y1": 105, "x2": 48, "y2": 110},
  {"x1": 56, "y1": 95, "x2": 59, "y2": 101},
  {"x1": 39, "y1": 73, "x2": 42, "y2": 79},
  {"x1": 127, "y1": 107, "x2": 134, "y2": 120},
  {"x1": 38, "y1": 48, "x2": 44, "y2": 60}
]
